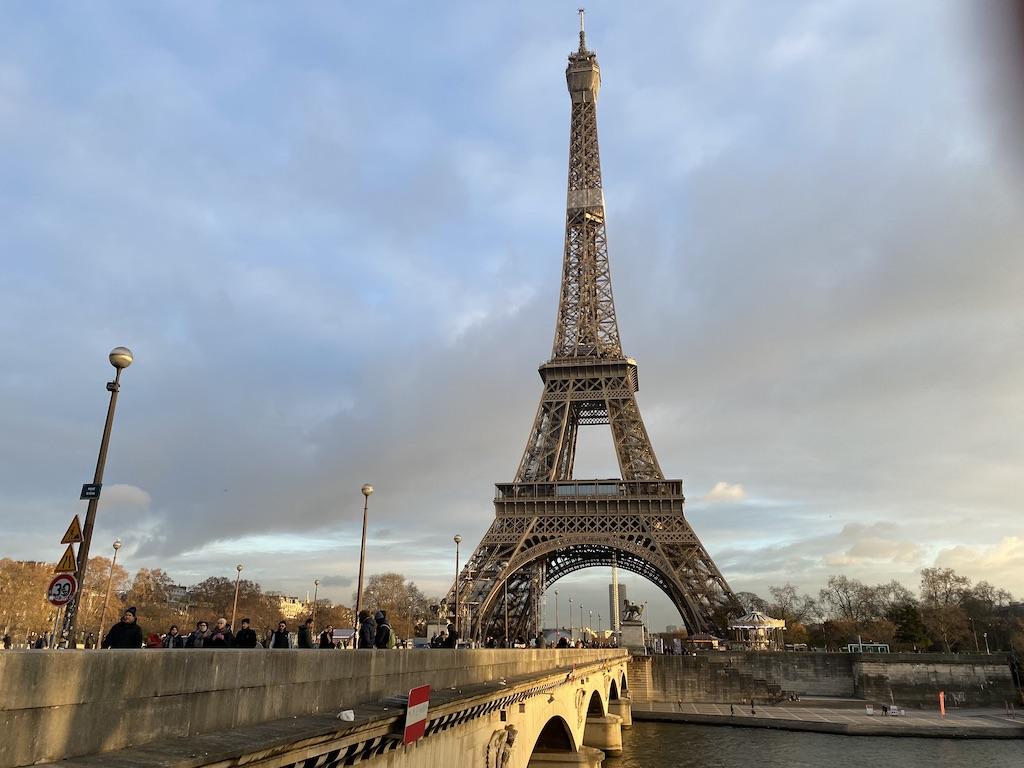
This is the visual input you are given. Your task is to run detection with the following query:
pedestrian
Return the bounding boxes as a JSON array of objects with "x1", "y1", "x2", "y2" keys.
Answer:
[
  {"x1": 185, "y1": 620, "x2": 211, "y2": 648},
  {"x1": 751, "y1": 700, "x2": 756, "y2": 716},
  {"x1": 84, "y1": 632, "x2": 96, "y2": 649},
  {"x1": 162, "y1": 625, "x2": 185, "y2": 648},
  {"x1": 442, "y1": 622, "x2": 459, "y2": 649},
  {"x1": 268, "y1": 621, "x2": 291, "y2": 649},
  {"x1": 374, "y1": 611, "x2": 396, "y2": 649},
  {"x1": 102, "y1": 607, "x2": 144, "y2": 649},
  {"x1": 208, "y1": 617, "x2": 234, "y2": 648},
  {"x1": 297, "y1": 616, "x2": 315, "y2": 649},
  {"x1": 358, "y1": 610, "x2": 376, "y2": 649},
  {"x1": 318, "y1": 624, "x2": 335, "y2": 649},
  {"x1": 730, "y1": 703, "x2": 734, "y2": 716},
  {"x1": 2, "y1": 633, "x2": 10, "y2": 650},
  {"x1": 234, "y1": 618, "x2": 259, "y2": 648}
]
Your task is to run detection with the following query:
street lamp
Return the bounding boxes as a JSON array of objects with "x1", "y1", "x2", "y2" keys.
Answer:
[
  {"x1": 984, "y1": 631, "x2": 990, "y2": 655},
  {"x1": 454, "y1": 534, "x2": 463, "y2": 637},
  {"x1": 354, "y1": 483, "x2": 373, "y2": 646},
  {"x1": 555, "y1": 589, "x2": 560, "y2": 641},
  {"x1": 63, "y1": 346, "x2": 134, "y2": 645},
  {"x1": 312, "y1": 579, "x2": 320, "y2": 624},
  {"x1": 569, "y1": 597, "x2": 574, "y2": 642},
  {"x1": 969, "y1": 617, "x2": 980, "y2": 653},
  {"x1": 96, "y1": 538, "x2": 122, "y2": 646},
  {"x1": 231, "y1": 564, "x2": 243, "y2": 630},
  {"x1": 500, "y1": 561, "x2": 510, "y2": 648},
  {"x1": 580, "y1": 604, "x2": 584, "y2": 643}
]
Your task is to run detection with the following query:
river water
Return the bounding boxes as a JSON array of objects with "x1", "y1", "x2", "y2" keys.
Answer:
[{"x1": 604, "y1": 721, "x2": 1023, "y2": 768}]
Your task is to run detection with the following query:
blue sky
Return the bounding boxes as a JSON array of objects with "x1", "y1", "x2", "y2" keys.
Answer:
[{"x1": 2, "y1": 2, "x2": 1023, "y2": 631}]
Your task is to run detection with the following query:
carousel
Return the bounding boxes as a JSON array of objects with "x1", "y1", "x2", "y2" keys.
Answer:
[{"x1": 728, "y1": 611, "x2": 786, "y2": 650}]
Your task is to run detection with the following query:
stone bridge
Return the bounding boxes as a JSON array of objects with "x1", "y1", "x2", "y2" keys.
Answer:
[{"x1": 0, "y1": 649, "x2": 632, "y2": 768}]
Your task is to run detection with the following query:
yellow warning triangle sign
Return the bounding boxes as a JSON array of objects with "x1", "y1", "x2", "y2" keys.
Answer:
[
  {"x1": 61, "y1": 515, "x2": 84, "y2": 544},
  {"x1": 55, "y1": 544, "x2": 78, "y2": 573}
]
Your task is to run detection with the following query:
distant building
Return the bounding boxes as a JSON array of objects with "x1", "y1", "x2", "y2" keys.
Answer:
[
  {"x1": 665, "y1": 624, "x2": 680, "y2": 633},
  {"x1": 167, "y1": 584, "x2": 188, "y2": 604},
  {"x1": 267, "y1": 592, "x2": 307, "y2": 620}
]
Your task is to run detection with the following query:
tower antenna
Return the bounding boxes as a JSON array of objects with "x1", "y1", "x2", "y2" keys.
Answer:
[{"x1": 578, "y1": 7, "x2": 586, "y2": 52}]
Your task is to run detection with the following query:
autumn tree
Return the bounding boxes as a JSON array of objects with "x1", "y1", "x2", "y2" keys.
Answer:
[{"x1": 354, "y1": 573, "x2": 429, "y2": 639}]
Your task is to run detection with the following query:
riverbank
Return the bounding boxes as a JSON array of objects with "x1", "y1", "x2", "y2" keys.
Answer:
[{"x1": 632, "y1": 702, "x2": 1024, "y2": 739}]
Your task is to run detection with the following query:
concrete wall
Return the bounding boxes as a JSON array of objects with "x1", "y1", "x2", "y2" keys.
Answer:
[
  {"x1": 854, "y1": 653, "x2": 1016, "y2": 707},
  {"x1": 635, "y1": 652, "x2": 855, "y2": 703},
  {"x1": 0, "y1": 648, "x2": 624, "y2": 768},
  {"x1": 633, "y1": 651, "x2": 1016, "y2": 707}
]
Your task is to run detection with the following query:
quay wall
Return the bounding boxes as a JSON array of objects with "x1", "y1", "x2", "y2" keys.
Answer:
[
  {"x1": 630, "y1": 651, "x2": 1015, "y2": 708},
  {"x1": 0, "y1": 648, "x2": 625, "y2": 768}
]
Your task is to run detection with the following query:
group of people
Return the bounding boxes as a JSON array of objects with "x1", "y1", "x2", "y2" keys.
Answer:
[{"x1": 94, "y1": 607, "x2": 390, "y2": 650}]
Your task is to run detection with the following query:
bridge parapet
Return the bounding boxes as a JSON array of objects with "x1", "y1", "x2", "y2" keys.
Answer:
[{"x1": 0, "y1": 648, "x2": 627, "y2": 767}]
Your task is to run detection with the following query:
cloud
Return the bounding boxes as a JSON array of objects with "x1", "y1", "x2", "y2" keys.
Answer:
[
  {"x1": 935, "y1": 538, "x2": 1024, "y2": 591},
  {"x1": 102, "y1": 484, "x2": 152, "y2": 510},
  {"x1": 704, "y1": 482, "x2": 747, "y2": 503}
]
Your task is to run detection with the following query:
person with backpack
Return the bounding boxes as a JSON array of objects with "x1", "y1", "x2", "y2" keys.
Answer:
[
  {"x1": 357, "y1": 610, "x2": 376, "y2": 649},
  {"x1": 373, "y1": 611, "x2": 396, "y2": 649}
]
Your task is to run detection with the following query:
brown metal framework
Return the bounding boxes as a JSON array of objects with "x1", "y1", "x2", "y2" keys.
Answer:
[{"x1": 450, "y1": 20, "x2": 739, "y2": 642}]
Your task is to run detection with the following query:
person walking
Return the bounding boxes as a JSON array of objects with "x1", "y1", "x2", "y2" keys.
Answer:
[
  {"x1": 208, "y1": 618, "x2": 234, "y2": 648},
  {"x1": 2, "y1": 633, "x2": 11, "y2": 650},
  {"x1": 185, "y1": 620, "x2": 211, "y2": 648},
  {"x1": 102, "y1": 607, "x2": 144, "y2": 649},
  {"x1": 357, "y1": 610, "x2": 376, "y2": 649},
  {"x1": 374, "y1": 611, "x2": 395, "y2": 649},
  {"x1": 318, "y1": 624, "x2": 335, "y2": 648},
  {"x1": 268, "y1": 621, "x2": 291, "y2": 649},
  {"x1": 162, "y1": 625, "x2": 185, "y2": 648},
  {"x1": 297, "y1": 617, "x2": 315, "y2": 649},
  {"x1": 234, "y1": 618, "x2": 259, "y2": 648}
]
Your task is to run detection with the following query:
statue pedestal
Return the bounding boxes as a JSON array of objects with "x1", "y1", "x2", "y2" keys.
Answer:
[{"x1": 620, "y1": 621, "x2": 646, "y2": 653}]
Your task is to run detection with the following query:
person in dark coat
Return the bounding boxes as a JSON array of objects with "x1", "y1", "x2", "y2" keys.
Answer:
[
  {"x1": 297, "y1": 617, "x2": 315, "y2": 649},
  {"x1": 102, "y1": 607, "x2": 144, "y2": 649},
  {"x1": 162, "y1": 625, "x2": 184, "y2": 648},
  {"x1": 373, "y1": 611, "x2": 394, "y2": 649},
  {"x1": 357, "y1": 610, "x2": 376, "y2": 649},
  {"x1": 234, "y1": 618, "x2": 259, "y2": 648},
  {"x1": 318, "y1": 625, "x2": 335, "y2": 648},
  {"x1": 185, "y1": 621, "x2": 210, "y2": 648},
  {"x1": 268, "y1": 621, "x2": 291, "y2": 649},
  {"x1": 208, "y1": 617, "x2": 234, "y2": 648},
  {"x1": 442, "y1": 622, "x2": 459, "y2": 648}
]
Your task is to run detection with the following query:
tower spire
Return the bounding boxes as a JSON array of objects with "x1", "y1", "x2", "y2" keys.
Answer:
[{"x1": 578, "y1": 7, "x2": 586, "y2": 52}]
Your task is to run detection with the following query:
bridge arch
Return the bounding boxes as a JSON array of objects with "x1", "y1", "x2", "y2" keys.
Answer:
[
  {"x1": 530, "y1": 714, "x2": 577, "y2": 755},
  {"x1": 586, "y1": 689, "x2": 605, "y2": 717},
  {"x1": 609, "y1": 678, "x2": 619, "y2": 701}
]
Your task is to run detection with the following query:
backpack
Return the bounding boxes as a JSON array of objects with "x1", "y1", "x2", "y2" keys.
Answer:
[{"x1": 386, "y1": 624, "x2": 397, "y2": 649}]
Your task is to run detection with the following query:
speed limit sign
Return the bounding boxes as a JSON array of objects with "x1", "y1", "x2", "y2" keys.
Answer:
[{"x1": 46, "y1": 573, "x2": 79, "y2": 606}]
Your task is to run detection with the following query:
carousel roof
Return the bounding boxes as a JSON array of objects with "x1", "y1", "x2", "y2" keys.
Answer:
[{"x1": 728, "y1": 611, "x2": 786, "y2": 629}]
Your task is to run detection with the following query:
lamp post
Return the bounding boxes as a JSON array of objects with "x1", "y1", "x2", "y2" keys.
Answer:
[
  {"x1": 984, "y1": 631, "x2": 990, "y2": 655},
  {"x1": 580, "y1": 604, "x2": 584, "y2": 643},
  {"x1": 569, "y1": 597, "x2": 574, "y2": 642},
  {"x1": 231, "y1": 564, "x2": 243, "y2": 630},
  {"x1": 453, "y1": 534, "x2": 463, "y2": 637},
  {"x1": 555, "y1": 590, "x2": 559, "y2": 641},
  {"x1": 63, "y1": 346, "x2": 134, "y2": 645},
  {"x1": 96, "y1": 538, "x2": 122, "y2": 646},
  {"x1": 969, "y1": 617, "x2": 980, "y2": 653},
  {"x1": 589, "y1": 609, "x2": 593, "y2": 644},
  {"x1": 312, "y1": 579, "x2": 320, "y2": 625},
  {"x1": 354, "y1": 483, "x2": 373, "y2": 645},
  {"x1": 499, "y1": 561, "x2": 510, "y2": 647}
]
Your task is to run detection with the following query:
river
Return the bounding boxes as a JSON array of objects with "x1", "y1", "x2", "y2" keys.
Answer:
[{"x1": 604, "y1": 721, "x2": 1023, "y2": 768}]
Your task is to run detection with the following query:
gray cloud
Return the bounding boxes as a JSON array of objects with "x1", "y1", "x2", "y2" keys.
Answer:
[{"x1": 1, "y1": 2, "x2": 1022, "y2": 627}]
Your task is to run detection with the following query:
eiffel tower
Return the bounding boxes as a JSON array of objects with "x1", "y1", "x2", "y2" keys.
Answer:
[{"x1": 450, "y1": 14, "x2": 739, "y2": 643}]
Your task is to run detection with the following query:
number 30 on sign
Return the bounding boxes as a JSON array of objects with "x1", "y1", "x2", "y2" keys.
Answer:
[{"x1": 46, "y1": 573, "x2": 79, "y2": 606}]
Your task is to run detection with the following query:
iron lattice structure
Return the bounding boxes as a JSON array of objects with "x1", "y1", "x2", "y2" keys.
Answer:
[{"x1": 450, "y1": 21, "x2": 739, "y2": 643}]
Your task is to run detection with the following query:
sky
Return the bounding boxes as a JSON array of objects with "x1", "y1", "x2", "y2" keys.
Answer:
[{"x1": 2, "y1": 2, "x2": 1023, "y2": 632}]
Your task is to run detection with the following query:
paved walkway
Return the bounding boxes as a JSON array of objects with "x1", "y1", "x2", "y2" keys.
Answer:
[{"x1": 633, "y1": 701, "x2": 1024, "y2": 739}]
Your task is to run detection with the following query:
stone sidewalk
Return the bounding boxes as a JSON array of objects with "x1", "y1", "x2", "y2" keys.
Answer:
[{"x1": 633, "y1": 701, "x2": 1024, "y2": 739}]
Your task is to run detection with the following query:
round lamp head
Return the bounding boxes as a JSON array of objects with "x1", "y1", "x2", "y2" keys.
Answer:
[
  {"x1": 236, "y1": 564, "x2": 243, "y2": 572},
  {"x1": 109, "y1": 347, "x2": 134, "y2": 369},
  {"x1": 314, "y1": 579, "x2": 320, "y2": 586},
  {"x1": 112, "y1": 538, "x2": 122, "y2": 551},
  {"x1": 361, "y1": 483, "x2": 374, "y2": 497},
  {"x1": 454, "y1": 534, "x2": 463, "y2": 544}
]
